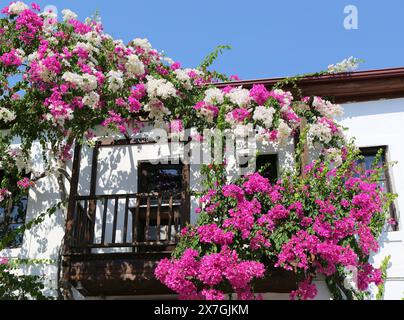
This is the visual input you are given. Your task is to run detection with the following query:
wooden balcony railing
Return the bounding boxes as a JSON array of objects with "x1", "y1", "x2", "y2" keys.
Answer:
[
  {"x1": 68, "y1": 192, "x2": 187, "y2": 253},
  {"x1": 62, "y1": 144, "x2": 295, "y2": 297}
]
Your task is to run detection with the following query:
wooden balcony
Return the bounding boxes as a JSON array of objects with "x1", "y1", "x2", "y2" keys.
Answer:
[
  {"x1": 63, "y1": 192, "x2": 187, "y2": 296},
  {"x1": 62, "y1": 191, "x2": 296, "y2": 297}
]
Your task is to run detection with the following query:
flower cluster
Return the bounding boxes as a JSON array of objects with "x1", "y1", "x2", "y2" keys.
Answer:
[
  {"x1": 157, "y1": 144, "x2": 390, "y2": 300},
  {"x1": 155, "y1": 246, "x2": 265, "y2": 300},
  {"x1": 0, "y1": 1, "x2": 213, "y2": 155},
  {"x1": 17, "y1": 177, "x2": 35, "y2": 189},
  {"x1": 0, "y1": 2, "x2": 390, "y2": 301},
  {"x1": 0, "y1": 188, "x2": 11, "y2": 202},
  {"x1": 328, "y1": 56, "x2": 361, "y2": 74}
]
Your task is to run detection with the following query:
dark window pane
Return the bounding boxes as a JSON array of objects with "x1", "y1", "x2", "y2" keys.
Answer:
[
  {"x1": 138, "y1": 162, "x2": 183, "y2": 194},
  {"x1": 358, "y1": 146, "x2": 398, "y2": 231},
  {"x1": 0, "y1": 170, "x2": 30, "y2": 247},
  {"x1": 256, "y1": 154, "x2": 278, "y2": 183}
]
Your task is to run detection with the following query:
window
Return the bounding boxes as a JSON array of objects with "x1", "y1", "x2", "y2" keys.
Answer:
[
  {"x1": 256, "y1": 154, "x2": 278, "y2": 182},
  {"x1": 239, "y1": 154, "x2": 278, "y2": 183},
  {"x1": 358, "y1": 146, "x2": 398, "y2": 231},
  {"x1": 136, "y1": 161, "x2": 185, "y2": 243},
  {"x1": 0, "y1": 170, "x2": 30, "y2": 247},
  {"x1": 137, "y1": 161, "x2": 184, "y2": 194}
]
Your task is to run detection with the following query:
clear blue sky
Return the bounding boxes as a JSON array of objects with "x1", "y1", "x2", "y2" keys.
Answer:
[{"x1": 9, "y1": 0, "x2": 404, "y2": 79}]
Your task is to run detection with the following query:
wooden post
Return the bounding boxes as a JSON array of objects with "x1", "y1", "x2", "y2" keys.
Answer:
[
  {"x1": 89, "y1": 142, "x2": 99, "y2": 196},
  {"x1": 181, "y1": 164, "x2": 191, "y2": 226},
  {"x1": 298, "y1": 117, "x2": 309, "y2": 178},
  {"x1": 85, "y1": 142, "x2": 99, "y2": 250},
  {"x1": 62, "y1": 142, "x2": 82, "y2": 299},
  {"x1": 64, "y1": 143, "x2": 82, "y2": 252}
]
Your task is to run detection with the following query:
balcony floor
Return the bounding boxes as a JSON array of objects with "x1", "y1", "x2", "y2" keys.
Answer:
[{"x1": 65, "y1": 252, "x2": 297, "y2": 297}]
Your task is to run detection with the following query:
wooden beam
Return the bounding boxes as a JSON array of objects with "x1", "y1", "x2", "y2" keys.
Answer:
[{"x1": 68, "y1": 253, "x2": 296, "y2": 296}]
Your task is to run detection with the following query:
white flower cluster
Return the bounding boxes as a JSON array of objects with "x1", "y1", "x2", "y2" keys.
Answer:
[
  {"x1": 145, "y1": 76, "x2": 177, "y2": 100},
  {"x1": 252, "y1": 105, "x2": 276, "y2": 128},
  {"x1": 200, "y1": 109, "x2": 216, "y2": 123},
  {"x1": 125, "y1": 54, "x2": 145, "y2": 77},
  {"x1": 144, "y1": 99, "x2": 171, "y2": 121},
  {"x1": 226, "y1": 87, "x2": 251, "y2": 107},
  {"x1": 0, "y1": 107, "x2": 16, "y2": 123},
  {"x1": 174, "y1": 69, "x2": 190, "y2": 89},
  {"x1": 0, "y1": 189, "x2": 11, "y2": 202},
  {"x1": 174, "y1": 69, "x2": 192, "y2": 90},
  {"x1": 312, "y1": 96, "x2": 344, "y2": 118},
  {"x1": 106, "y1": 70, "x2": 124, "y2": 92},
  {"x1": 80, "y1": 31, "x2": 103, "y2": 47},
  {"x1": 204, "y1": 88, "x2": 224, "y2": 105},
  {"x1": 308, "y1": 122, "x2": 333, "y2": 145},
  {"x1": 132, "y1": 38, "x2": 152, "y2": 51},
  {"x1": 75, "y1": 41, "x2": 99, "y2": 56},
  {"x1": 328, "y1": 56, "x2": 361, "y2": 74},
  {"x1": 82, "y1": 92, "x2": 100, "y2": 108},
  {"x1": 81, "y1": 73, "x2": 98, "y2": 91},
  {"x1": 277, "y1": 119, "x2": 292, "y2": 144},
  {"x1": 234, "y1": 124, "x2": 253, "y2": 138},
  {"x1": 62, "y1": 72, "x2": 97, "y2": 92},
  {"x1": 40, "y1": 9, "x2": 58, "y2": 33},
  {"x1": 273, "y1": 89, "x2": 293, "y2": 109},
  {"x1": 324, "y1": 147, "x2": 343, "y2": 167},
  {"x1": 38, "y1": 61, "x2": 57, "y2": 82},
  {"x1": 62, "y1": 9, "x2": 77, "y2": 21},
  {"x1": 8, "y1": 146, "x2": 31, "y2": 173},
  {"x1": 8, "y1": 1, "x2": 29, "y2": 14}
]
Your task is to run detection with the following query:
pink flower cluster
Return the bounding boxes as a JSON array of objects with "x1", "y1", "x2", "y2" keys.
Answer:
[
  {"x1": 226, "y1": 108, "x2": 250, "y2": 123},
  {"x1": 169, "y1": 119, "x2": 184, "y2": 133},
  {"x1": 0, "y1": 188, "x2": 11, "y2": 202},
  {"x1": 161, "y1": 155, "x2": 387, "y2": 300},
  {"x1": 249, "y1": 84, "x2": 270, "y2": 105},
  {"x1": 357, "y1": 262, "x2": 383, "y2": 291},
  {"x1": 0, "y1": 49, "x2": 23, "y2": 67},
  {"x1": 15, "y1": 6, "x2": 43, "y2": 44},
  {"x1": 17, "y1": 177, "x2": 35, "y2": 189},
  {"x1": 155, "y1": 246, "x2": 265, "y2": 300},
  {"x1": 290, "y1": 278, "x2": 318, "y2": 300},
  {"x1": 101, "y1": 111, "x2": 127, "y2": 134},
  {"x1": 193, "y1": 101, "x2": 219, "y2": 120},
  {"x1": 318, "y1": 117, "x2": 341, "y2": 135},
  {"x1": 242, "y1": 172, "x2": 270, "y2": 194},
  {"x1": 0, "y1": 257, "x2": 9, "y2": 265},
  {"x1": 197, "y1": 224, "x2": 234, "y2": 245}
]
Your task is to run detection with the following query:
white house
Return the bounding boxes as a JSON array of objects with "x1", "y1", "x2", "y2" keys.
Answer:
[{"x1": 1, "y1": 67, "x2": 404, "y2": 300}]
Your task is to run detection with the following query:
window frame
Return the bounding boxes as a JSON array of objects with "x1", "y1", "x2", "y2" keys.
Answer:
[
  {"x1": 137, "y1": 160, "x2": 185, "y2": 196},
  {"x1": 238, "y1": 153, "x2": 279, "y2": 183},
  {"x1": 0, "y1": 168, "x2": 31, "y2": 248},
  {"x1": 359, "y1": 146, "x2": 398, "y2": 231},
  {"x1": 256, "y1": 153, "x2": 279, "y2": 183}
]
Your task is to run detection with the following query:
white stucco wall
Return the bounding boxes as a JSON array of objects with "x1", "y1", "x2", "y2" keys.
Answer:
[
  {"x1": 0, "y1": 140, "x2": 67, "y2": 298},
  {"x1": 337, "y1": 98, "x2": 404, "y2": 300}
]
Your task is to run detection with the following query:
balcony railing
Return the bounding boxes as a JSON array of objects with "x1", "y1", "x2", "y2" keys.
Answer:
[
  {"x1": 62, "y1": 144, "x2": 295, "y2": 297},
  {"x1": 69, "y1": 192, "x2": 186, "y2": 253}
]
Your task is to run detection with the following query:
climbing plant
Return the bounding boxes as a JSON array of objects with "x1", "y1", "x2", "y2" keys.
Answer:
[{"x1": 0, "y1": 1, "x2": 396, "y2": 300}]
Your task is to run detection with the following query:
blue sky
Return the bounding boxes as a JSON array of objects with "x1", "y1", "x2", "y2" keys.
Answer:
[{"x1": 7, "y1": 0, "x2": 404, "y2": 79}]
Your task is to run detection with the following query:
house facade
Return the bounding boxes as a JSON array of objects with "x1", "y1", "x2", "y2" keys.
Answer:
[{"x1": 1, "y1": 67, "x2": 404, "y2": 300}]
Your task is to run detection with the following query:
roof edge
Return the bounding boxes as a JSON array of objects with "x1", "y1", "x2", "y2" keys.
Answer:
[
  {"x1": 214, "y1": 67, "x2": 404, "y2": 87},
  {"x1": 214, "y1": 67, "x2": 404, "y2": 103}
]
